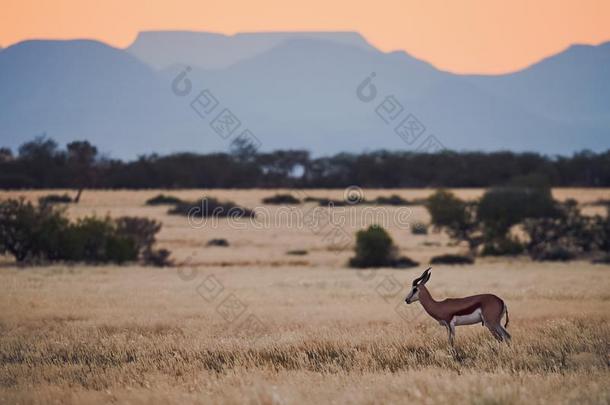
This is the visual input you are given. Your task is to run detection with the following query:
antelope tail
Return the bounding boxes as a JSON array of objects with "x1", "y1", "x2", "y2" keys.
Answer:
[{"x1": 504, "y1": 304, "x2": 509, "y2": 328}]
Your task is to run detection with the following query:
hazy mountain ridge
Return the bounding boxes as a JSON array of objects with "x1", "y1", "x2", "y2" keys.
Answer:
[
  {"x1": 466, "y1": 42, "x2": 610, "y2": 125},
  {"x1": 128, "y1": 30, "x2": 377, "y2": 70},
  {"x1": 0, "y1": 32, "x2": 608, "y2": 158}
]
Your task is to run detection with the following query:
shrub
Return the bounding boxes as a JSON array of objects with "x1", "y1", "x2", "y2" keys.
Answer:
[
  {"x1": 411, "y1": 223, "x2": 428, "y2": 235},
  {"x1": 481, "y1": 237, "x2": 524, "y2": 256},
  {"x1": 529, "y1": 244, "x2": 576, "y2": 262},
  {"x1": 115, "y1": 217, "x2": 161, "y2": 254},
  {"x1": 305, "y1": 196, "x2": 365, "y2": 206},
  {"x1": 145, "y1": 194, "x2": 183, "y2": 206},
  {"x1": 39, "y1": 193, "x2": 73, "y2": 205},
  {"x1": 374, "y1": 194, "x2": 410, "y2": 206},
  {"x1": 523, "y1": 200, "x2": 604, "y2": 261},
  {"x1": 349, "y1": 225, "x2": 402, "y2": 268},
  {"x1": 425, "y1": 188, "x2": 609, "y2": 262},
  {"x1": 104, "y1": 235, "x2": 138, "y2": 264},
  {"x1": 143, "y1": 248, "x2": 172, "y2": 267},
  {"x1": 427, "y1": 190, "x2": 468, "y2": 228},
  {"x1": 207, "y1": 238, "x2": 229, "y2": 247},
  {"x1": 592, "y1": 254, "x2": 610, "y2": 265},
  {"x1": 0, "y1": 198, "x2": 166, "y2": 264},
  {"x1": 594, "y1": 207, "x2": 610, "y2": 252},
  {"x1": 114, "y1": 216, "x2": 167, "y2": 265},
  {"x1": 169, "y1": 197, "x2": 255, "y2": 218},
  {"x1": 316, "y1": 198, "x2": 350, "y2": 207},
  {"x1": 430, "y1": 254, "x2": 474, "y2": 265},
  {"x1": 0, "y1": 199, "x2": 68, "y2": 262},
  {"x1": 588, "y1": 199, "x2": 610, "y2": 208},
  {"x1": 390, "y1": 256, "x2": 419, "y2": 268},
  {"x1": 286, "y1": 249, "x2": 308, "y2": 255},
  {"x1": 478, "y1": 186, "x2": 558, "y2": 239},
  {"x1": 426, "y1": 190, "x2": 480, "y2": 254},
  {"x1": 61, "y1": 217, "x2": 139, "y2": 263},
  {"x1": 262, "y1": 194, "x2": 301, "y2": 205}
]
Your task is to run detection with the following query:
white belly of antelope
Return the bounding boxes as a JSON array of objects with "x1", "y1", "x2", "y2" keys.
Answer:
[{"x1": 452, "y1": 307, "x2": 483, "y2": 326}]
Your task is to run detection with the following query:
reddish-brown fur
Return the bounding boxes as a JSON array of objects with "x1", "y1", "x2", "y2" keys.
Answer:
[
  {"x1": 406, "y1": 268, "x2": 510, "y2": 344},
  {"x1": 418, "y1": 286, "x2": 506, "y2": 326}
]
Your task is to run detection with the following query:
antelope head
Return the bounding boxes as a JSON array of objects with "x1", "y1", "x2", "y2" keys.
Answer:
[{"x1": 405, "y1": 267, "x2": 431, "y2": 304}]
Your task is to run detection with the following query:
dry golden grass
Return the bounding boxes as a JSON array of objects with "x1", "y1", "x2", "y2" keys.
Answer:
[{"x1": 0, "y1": 189, "x2": 609, "y2": 404}]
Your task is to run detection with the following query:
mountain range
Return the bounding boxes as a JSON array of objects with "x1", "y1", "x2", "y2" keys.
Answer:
[{"x1": 0, "y1": 31, "x2": 608, "y2": 158}]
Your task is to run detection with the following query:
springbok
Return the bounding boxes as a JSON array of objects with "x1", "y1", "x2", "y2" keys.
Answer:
[{"x1": 404, "y1": 268, "x2": 510, "y2": 346}]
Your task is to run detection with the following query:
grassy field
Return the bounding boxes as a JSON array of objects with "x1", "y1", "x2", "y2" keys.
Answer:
[{"x1": 1, "y1": 189, "x2": 609, "y2": 404}]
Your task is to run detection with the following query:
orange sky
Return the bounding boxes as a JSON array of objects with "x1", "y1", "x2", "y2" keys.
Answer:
[{"x1": 2, "y1": 0, "x2": 610, "y2": 74}]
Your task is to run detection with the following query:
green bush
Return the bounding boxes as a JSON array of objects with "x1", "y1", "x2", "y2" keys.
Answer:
[
  {"x1": 115, "y1": 216, "x2": 161, "y2": 254},
  {"x1": 390, "y1": 256, "x2": 419, "y2": 268},
  {"x1": 105, "y1": 235, "x2": 138, "y2": 264},
  {"x1": 595, "y1": 207, "x2": 610, "y2": 252},
  {"x1": 0, "y1": 198, "x2": 166, "y2": 265},
  {"x1": 316, "y1": 198, "x2": 350, "y2": 207},
  {"x1": 143, "y1": 248, "x2": 172, "y2": 267},
  {"x1": 411, "y1": 223, "x2": 428, "y2": 235},
  {"x1": 523, "y1": 200, "x2": 604, "y2": 261},
  {"x1": 304, "y1": 196, "x2": 366, "y2": 206},
  {"x1": 286, "y1": 249, "x2": 308, "y2": 256},
  {"x1": 114, "y1": 216, "x2": 169, "y2": 266},
  {"x1": 430, "y1": 254, "x2": 474, "y2": 265},
  {"x1": 349, "y1": 226, "x2": 395, "y2": 268},
  {"x1": 207, "y1": 238, "x2": 229, "y2": 247},
  {"x1": 426, "y1": 189, "x2": 480, "y2": 253},
  {"x1": 39, "y1": 193, "x2": 73, "y2": 205},
  {"x1": 262, "y1": 194, "x2": 301, "y2": 205},
  {"x1": 0, "y1": 199, "x2": 67, "y2": 262},
  {"x1": 169, "y1": 197, "x2": 255, "y2": 218},
  {"x1": 374, "y1": 194, "x2": 410, "y2": 206},
  {"x1": 481, "y1": 237, "x2": 524, "y2": 256},
  {"x1": 592, "y1": 254, "x2": 610, "y2": 265},
  {"x1": 478, "y1": 186, "x2": 558, "y2": 238},
  {"x1": 145, "y1": 194, "x2": 184, "y2": 206},
  {"x1": 589, "y1": 199, "x2": 610, "y2": 208},
  {"x1": 426, "y1": 189, "x2": 469, "y2": 229},
  {"x1": 47, "y1": 216, "x2": 139, "y2": 263},
  {"x1": 425, "y1": 188, "x2": 609, "y2": 262},
  {"x1": 529, "y1": 244, "x2": 576, "y2": 262}
]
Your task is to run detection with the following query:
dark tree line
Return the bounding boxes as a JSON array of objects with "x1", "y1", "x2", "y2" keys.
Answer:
[{"x1": 1, "y1": 136, "x2": 609, "y2": 189}]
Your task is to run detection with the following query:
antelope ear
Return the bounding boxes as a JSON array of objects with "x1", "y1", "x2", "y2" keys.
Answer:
[
  {"x1": 422, "y1": 268, "x2": 432, "y2": 284},
  {"x1": 412, "y1": 267, "x2": 431, "y2": 286}
]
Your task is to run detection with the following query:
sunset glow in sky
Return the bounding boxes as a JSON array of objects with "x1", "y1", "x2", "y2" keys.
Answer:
[{"x1": 3, "y1": 0, "x2": 610, "y2": 74}]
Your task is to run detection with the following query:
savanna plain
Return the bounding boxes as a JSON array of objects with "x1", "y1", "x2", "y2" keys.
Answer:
[{"x1": 1, "y1": 189, "x2": 609, "y2": 404}]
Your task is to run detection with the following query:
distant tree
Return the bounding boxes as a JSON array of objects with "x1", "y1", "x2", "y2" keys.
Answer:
[
  {"x1": 2, "y1": 136, "x2": 610, "y2": 189},
  {"x1": 230, "y1": 136, "x2": 259, "y2": 162},
  {"x1": 0, "y1": 147, "x2": 13, "y2": 163},
  {"x1": 477, "y1": 186, "x2": 558, "y2": 239},
  {"x1": 15, "y1": 136, "x2": 64, "y2": 188},
  {"x1": 523, "y1": 199, "x2": 605, "y2": 261},
  {"x1": 18, "y1": 135, "x2": 58, "y2": 160},
  {"x1": 426, "y1": 189, "x2": 481, "y2": 255},
  {"x1": 66, "y1": 141, "x2": 98, "y2": 202}
]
